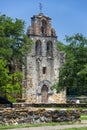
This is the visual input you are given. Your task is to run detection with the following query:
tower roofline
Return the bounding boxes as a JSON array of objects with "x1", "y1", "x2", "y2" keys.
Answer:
[
  {"x1": 31, "y1": 13, "x2": 51, "y2": 20},
  {"x1": 28, "y1": 12, "x2": 56, "y2": 37}
]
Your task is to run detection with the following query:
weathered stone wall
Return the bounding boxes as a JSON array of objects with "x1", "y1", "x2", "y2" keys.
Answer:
[
  {"x1": 49, "y1": 90, "x2": 66, "y2": 103},
  {"x1": 24, "y1": 35, "x2": 66, "y2": 103},
  {"x1": 0, "y1": 108, "x2": 80, "y2": 125},
  {"x1": 24, "y1": 12, "x2": 66, "y2": 103}
]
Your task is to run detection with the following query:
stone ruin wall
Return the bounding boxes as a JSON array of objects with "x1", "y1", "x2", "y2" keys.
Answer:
[
  {"x1": 25, "y1": 90, "x2": 66, "y2": 103},
  {"x1": 0, "y1": 108, "x2": 80, "y2": 125},
  {"x1": 23, "y1": 36, "x2": 66, "y2": 103},
  {"x1": 23, "y1": 12, "x2": 66, "y2": 104}
]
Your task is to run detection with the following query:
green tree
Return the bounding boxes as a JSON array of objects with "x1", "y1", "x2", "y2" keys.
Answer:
[
  {"x1": 0, "y1": 14, "x2": 33, "y2": 101},
  {"x1": 57, "y1": 41, "x2": 66, "y2": 51},
  {"x1": 0, "y1": 59, "x2": 9, "y2": 93},
  {"x1": 58, "y1": 33, "x2": 87, "y2": 96}
]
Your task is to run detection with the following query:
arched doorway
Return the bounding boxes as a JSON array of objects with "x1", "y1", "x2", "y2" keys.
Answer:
[{"x1": 41, "y1": 85, "x2": 48, "y2": 102}]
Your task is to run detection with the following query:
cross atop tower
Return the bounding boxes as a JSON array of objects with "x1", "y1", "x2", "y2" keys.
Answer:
[{"x1": 39, "y1": 3, "x2": 43, "y2": 13}]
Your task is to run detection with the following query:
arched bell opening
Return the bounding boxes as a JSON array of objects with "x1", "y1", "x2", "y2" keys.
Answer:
[
  {"x1": 41, "y1": 19, "x2": 47, "y2": 36},
  {"x1": 35, "y1": 40, "x2": 42, "y2": 56},
  {"x1": 47, "y1": 41, "x2": 53, "y2": 57}
]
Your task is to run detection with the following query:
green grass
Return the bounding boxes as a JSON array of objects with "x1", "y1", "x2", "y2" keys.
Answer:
[
  {"x1": 0, "y1": 122, "x2": 76, "y2": 130},
  {"x1": 81, "y1": 114, "x2": 87, "y2": 120},
  {"x1": 0, "y1": 122, "x2": 87, "y2": 130},
  {"x1": 64, "y1": 127, "x2": 87, "y2": 130},
  {"x1": 46, "y1": 107, "x2": 87, "y2": 111}
]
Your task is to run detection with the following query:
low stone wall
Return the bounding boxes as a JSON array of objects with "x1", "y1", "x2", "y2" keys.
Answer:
[
  {"x1": 81, "y1": 110, "x2": 87, "y2": 114},
  {"x1": 0, "y1": 108, "x2": 80, "y2": 125},
  {"x1": 13, "y1": 103, "x2": 87, "y2": 108}
]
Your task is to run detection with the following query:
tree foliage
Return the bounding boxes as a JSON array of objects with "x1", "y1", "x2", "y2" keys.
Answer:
[
  {"x1": 0, "y1": 14, "x2": 33, "y2": 101},
  {"x1": 58, "y1": 33, "x2": 87, "y2": 96}
]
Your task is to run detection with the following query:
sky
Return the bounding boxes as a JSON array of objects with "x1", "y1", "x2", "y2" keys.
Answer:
[{"x1": 0, "y1": 0, "x2": 87, "y2": 43}]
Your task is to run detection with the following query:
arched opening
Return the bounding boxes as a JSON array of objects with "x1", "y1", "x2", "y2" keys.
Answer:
[
  {"x1": 41, "y1": 85, "x2": 48, "y2": 102},
  {"x1": 51, "y1": 28, "x2": 56, "y2": 36},
  {"x1": 41, "y1": 20, "x2": 47, "y2": 36},
  {"x1": 47, "y1": 41, "x2": 53, "y2": 57},
  {"x1": 35, "y1": 40, "x2": 42, "y2": 56}
]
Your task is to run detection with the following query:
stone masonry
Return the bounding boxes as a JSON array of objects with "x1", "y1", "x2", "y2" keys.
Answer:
[
  {"x1": 0, "y1": 108, "x2": 80, "y2": 125},
  {"x1": 23, "y1": 12, "x2": 66, "y2": 103}
]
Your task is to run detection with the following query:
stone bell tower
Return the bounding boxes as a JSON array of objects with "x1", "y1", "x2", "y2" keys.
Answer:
[{"x1": 23, "y1": 11, "x2": 66, "y2": 103}]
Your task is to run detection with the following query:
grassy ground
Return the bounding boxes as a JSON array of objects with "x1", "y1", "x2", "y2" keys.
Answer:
[
  {"x1": 0, "y1": 122, "x2": 76, "y2": 130},
  {"x1": 46, "y1": 107, "x2": 87, "y2": 111},
  {"x1": 64, "y1": 127, "x2": 87, "y2": 130},
  {"x1": 63, "y1": 114, "x2": 87, "y2": 130},
  {"x1": 0, "y1": 122, "x2": 87, "y2": 130},
  {"x1": 0, "y1": 120, "x2": 86, "y2": 130},
  {"x1": 81, "y1": 114, "x2": 87, "y2": 120}
]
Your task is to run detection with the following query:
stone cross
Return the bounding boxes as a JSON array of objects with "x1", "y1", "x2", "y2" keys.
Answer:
[{"x1": 39, "y1": 3, "x2": 42, "y2": 13}]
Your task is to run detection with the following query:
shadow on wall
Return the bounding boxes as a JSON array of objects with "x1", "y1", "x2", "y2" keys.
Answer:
[{"x1": 0, "y1": 97, "x2": 13, "y2": 108}]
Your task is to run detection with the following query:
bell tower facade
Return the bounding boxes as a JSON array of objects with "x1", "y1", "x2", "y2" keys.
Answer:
[{"x1": 23, "y1": 13, "x2": 66, "y2": 103}]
